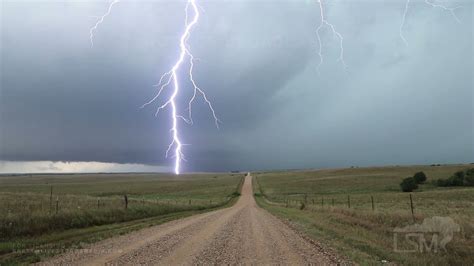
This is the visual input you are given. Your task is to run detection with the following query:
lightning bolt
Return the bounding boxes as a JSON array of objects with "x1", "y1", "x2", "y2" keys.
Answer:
[
  {"x1": 89, "y1": 0, "x2": 218, "y2": 174},
  {"x1": 89, "y1": 0, "x2": 120, "y2": 47},
  {"x1": 141, "y1": 0, "x2": 219, "y2": 175},
  {"x1": 400, "y1": 0, "x2": 411, "y2": 46},
  {"x1": 87, "y1": 0, "x2": 461, "y2": 175},
  {"x1": 400, "y1": 0, "x2": 462, "y2": 46},
  {"x1": 315, "y1": 0, "x2": 346, "y2": 73}
]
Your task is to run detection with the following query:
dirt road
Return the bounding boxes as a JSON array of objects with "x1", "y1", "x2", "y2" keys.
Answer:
[{"x1": 41, "y1": 174, "x2": 340, "y2": 265}]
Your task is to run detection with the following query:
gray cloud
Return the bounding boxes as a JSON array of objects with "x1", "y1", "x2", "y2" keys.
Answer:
[{"x1": 1, "y1": 0, "x2": 472, "y2": 172}]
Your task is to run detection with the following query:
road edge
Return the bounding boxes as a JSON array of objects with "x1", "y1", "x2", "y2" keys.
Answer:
[{"x1": 251, "y1": 174, "x2": 353, "y2": 265}]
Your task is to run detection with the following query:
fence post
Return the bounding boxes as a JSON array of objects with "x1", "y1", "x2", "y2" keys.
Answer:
[
  {"x1": 321, "y1": 197, "x2": 324, "y2": 208},
  {"x1": 312, "y1": 199, "x2": 315, "y2": 205},
  {"x1": 332, "y1": 198, "x2": 334, "y2": 207},
  {"x1": 97, "y1": 198, "x2": 100, "y2": 208},
  {"x1": 347, "y1": 195, "x2": 351, "y2": 208},
  {"x1": 55, "y1": 197, "x2": 59, "y2": 214},
  {"x1": 371, "y1": 195, "x2": 374, "y2": 211},
  {"x1": 49, "y1": 186, "x2": 53, "y2": 213},
  {"x1": 124, "y1": 194, "x2": 128, "y2": 209},
  {"x1": 189, "y1": 199, "x2": 191, "y2": 205},
  {"x1": 409, "y1": 194, "x2": 415, "y2": 222}
]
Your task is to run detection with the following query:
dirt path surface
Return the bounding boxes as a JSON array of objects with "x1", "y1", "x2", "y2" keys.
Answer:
[{"x1": 40, "y1": 174, "x2": 341, "y2": 265}]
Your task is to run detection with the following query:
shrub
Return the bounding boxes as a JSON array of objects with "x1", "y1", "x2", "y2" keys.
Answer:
[
  {"x1": 436, "y1": 170, "x2": 468, "y2": 187},
  {"x1": 464, "y1": 175, "x2": 474, "y2": 186},
  {"x1": 400, "y1": 177, "x2": 418, "y2": 192},
  {"x1": 464, "y1": 168, "x2": 474, "y2": 186},
  {"x1": 454, "y1": 171, "x2": 465, "y2": 179},
  {"x1": 450, "y1": 174, "x2": 464, "y2": 186},
  {"x1": 413, "y1": 172, "x2": 427, "y2": 184},
  {"x1": 434, "y1": 169, "x2": 474, "y2": 187},
  {"x1": 465, "y1": 168, "x2": 474, "y2": 176},
  {"x1": 437, "y1": 178, "x2": 451, "y2": 187}
]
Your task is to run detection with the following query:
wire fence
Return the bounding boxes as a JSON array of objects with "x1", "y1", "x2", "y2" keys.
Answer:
[{"x1": 254, "y1": 177, "x2": 474, "y2": 220}]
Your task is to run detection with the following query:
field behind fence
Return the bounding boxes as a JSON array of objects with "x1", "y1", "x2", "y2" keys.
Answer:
[
  {"x1": 0, "y1": 173, "x2": 244, "y2": 240},
  {"x1": 254, "y1": 164, "x2": 474, "y2": 265},
  {"x1": 255, "y1": 164, "x2": 474, "y2": 218}
]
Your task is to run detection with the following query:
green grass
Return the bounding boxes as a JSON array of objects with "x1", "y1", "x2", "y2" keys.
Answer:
[
  {"x1": 0, "y1": 172, "x2": 244, "y2": 264},
  {"x1": 254, "y1": 164, "x2": 474, "y2": 265}
]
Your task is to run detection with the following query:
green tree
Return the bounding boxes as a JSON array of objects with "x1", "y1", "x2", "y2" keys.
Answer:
[
  {"x1": 400, "y1": 177, "x2": 418, "y2": 192},
  {"x1": 413, "y1": 171, "x2": 427, "y2": 184},
  {"x1": 465, "y1": 168, "x2": 474, "y2": 176},
  {"x1": 450, "y1": 172, "x2": 465, "y2": 186},
  {"x1": 463, "y1": 168, "x2": 474, "y2": 186}
]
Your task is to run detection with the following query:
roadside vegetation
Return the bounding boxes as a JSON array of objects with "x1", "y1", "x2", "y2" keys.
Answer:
[
  {"x1": 0, "y1": 173, "x2": 244, "y2": 264},
  {"x1": 254, "y1": 164, "x2": 474, "y2": 265},
  {"x1": 400, "y1": 171, "x2": 426, "y2": 192},
  {"x1": 435, "y1": 168, "x2": 474, "y2": 187}
]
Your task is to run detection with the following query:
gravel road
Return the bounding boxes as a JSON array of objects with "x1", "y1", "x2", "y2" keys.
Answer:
[{"x1": 40, "y1": 174, "x2": 342, "y2": 265}]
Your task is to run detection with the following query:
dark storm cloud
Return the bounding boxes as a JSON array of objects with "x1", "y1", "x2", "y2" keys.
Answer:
[{"x1": 1, "y1": 0, "x2": 473, "y2": 172}]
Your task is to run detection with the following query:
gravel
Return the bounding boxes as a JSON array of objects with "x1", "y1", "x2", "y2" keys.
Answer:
[{"x1": 39, "y1": 174, "x2": 347, "y2": 265}]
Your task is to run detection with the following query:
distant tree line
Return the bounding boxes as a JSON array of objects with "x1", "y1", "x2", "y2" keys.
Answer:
[
  {"x1": 436, "y1": 168, "x2": 474, "y2": 187},
  {"x1": 400, "y1": 168, "x2": 474, "y2": 192}
]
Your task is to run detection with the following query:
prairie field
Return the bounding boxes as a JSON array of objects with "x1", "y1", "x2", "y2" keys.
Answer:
[
  {"x1": 254, "y1": 164, "x2": 474, "y2": 265},
  {"x1": 0, "y1": 172, "x2": 243, "y2": 264}
]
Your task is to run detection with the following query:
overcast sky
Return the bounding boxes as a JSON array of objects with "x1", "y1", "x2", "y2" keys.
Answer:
[{"x1": 1, "y1": 0, "x2": 473, "y2": 173}]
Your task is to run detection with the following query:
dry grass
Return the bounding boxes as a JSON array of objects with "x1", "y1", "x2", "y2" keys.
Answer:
[
  {"x1": 0, "y1": 173, "x2": 243, "y2": 238},
  {"x1": 255, "y1": 164, "x2": 474, "y2": 265},
  {"x1": 0, "y1": 172, "x2": 244, "y2": 264}
]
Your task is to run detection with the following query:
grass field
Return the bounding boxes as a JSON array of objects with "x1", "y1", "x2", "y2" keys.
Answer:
[
  {"x1": 254, "y1": 164, "x2": 474, "y2": 265},
  {"x1": 0, "y1": 172, "x2": 244, "y2": 264}
]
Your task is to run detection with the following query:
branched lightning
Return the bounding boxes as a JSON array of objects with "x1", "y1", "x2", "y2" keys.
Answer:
[
  {"x1": 141, "y1": 0, "x2": 219, "y2": 175},
  {"x1": 424, "y1": 0, "x2": 462, "y2": 23},
  {"x1": 87, "y1": 0, "x2": 462, "y2": 175},
  {"x1": 315, "y1": 0, "x2": 346, "y2": 73},
  {"x1": 400, "y1": 0, "x2": 411, "y2": 46},
  {"x1": 89, "y1": 0, "x2": 218, "y2": 174},
  {"x1": 89, "y1": 0, "x2": 120, "y2": 47},
  {"x1": 400, "y1": 0, "x2": 462, "y2": 46}
]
